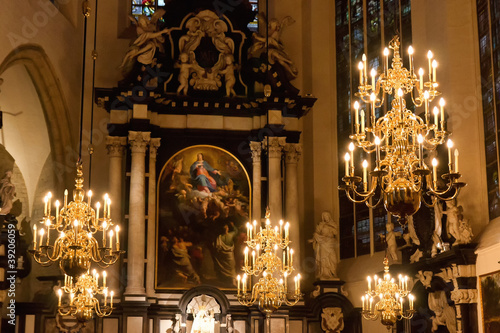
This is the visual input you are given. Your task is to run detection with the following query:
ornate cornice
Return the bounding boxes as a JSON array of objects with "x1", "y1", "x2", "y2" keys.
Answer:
[
  {"x1": 106, "y1": 136, "x2": 127, "y2": 157},
  {"x1": 128, "y1": 131, "x2": 151, "y2": 154},
  {"x1": 451, "y1": 289, "x2": 478, "y2": 304}
]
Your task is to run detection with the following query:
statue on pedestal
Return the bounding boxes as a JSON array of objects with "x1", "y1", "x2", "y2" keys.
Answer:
[{"x1": 309, "y1": 212, "x2": 338, "y2": 280}]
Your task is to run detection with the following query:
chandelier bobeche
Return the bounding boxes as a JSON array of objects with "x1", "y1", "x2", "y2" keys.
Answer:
[
  {"x1": 237, "y1": 211, "x2": 301, "y2": 314},
  {"x1": 29, "y1": 163, "x2": 123, "y2": 277},
  {"x1": 362, "y1": 258, "x2": 415, "y2": 328},
  {"x1": 57, "y1": 270, "x2": 114, "y2": 322},
  {"x1": 339, "y1": 36, "x2": 466, "y2": 224}
]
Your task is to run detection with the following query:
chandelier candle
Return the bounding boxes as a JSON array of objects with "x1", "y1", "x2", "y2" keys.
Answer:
[{"x1": 339, "y1": 36, "x2": 466, "y2": 225}]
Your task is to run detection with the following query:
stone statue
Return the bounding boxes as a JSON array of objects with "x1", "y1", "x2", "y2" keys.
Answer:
[
  {"x1": 321, "y1": 307, "x2": 344, "y2": 333},
  {"x1": 175, "y1": 53, "x2": 194, "y2": 95},
  {"x1": 308, "y1": 212, "x2": 338, "y2": 280},
  {"x1": 443, "y1": 200, "x2": 461, "y2": 245},
  {"x1": 226, "y1": 314, "x2": 233, "y2": 333},
  {"x1": 0, "y1": 170, "x2": 15, "y2": 215},
  {"x1": 219, "y1": 55, "x2": 237, "y2": 97},
  {"x1": 432, "y1": 200, "x2": 444, "y2": 257},
  {"x1": 403, "y1": 215, "x2": 420, "y2": 246},
  {"x1": 120, "y1": 10, "x2": 171, "y2": 77},
  {"x1": 428, "y1": 291, "x2": 457, "y2": 333},
  {"x1": 249, "y1": 13, "x2": 298, "y2": 80},
  {"x1": 457, "y1": 207, "x2": 473, "y2": 244}
]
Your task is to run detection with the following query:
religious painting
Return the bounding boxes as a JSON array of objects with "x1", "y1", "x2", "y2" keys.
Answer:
[
  {"x1": 480, "y1": 270, "x2": 500, "y2": 333},
  {"x1": 155, "y1": 145, "x2": 251, "y2": 290}
]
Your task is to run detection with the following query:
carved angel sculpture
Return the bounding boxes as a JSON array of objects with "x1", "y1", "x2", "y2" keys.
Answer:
[
  {"x1": 248, "y1": 13, "x2": 298, "y2": 80},
  {"x1": 120, "y1": 9, "x2": 170, "y2": 75},
  {"x1": 428, "y1": 291, "x2": 457, "y2": 333}
]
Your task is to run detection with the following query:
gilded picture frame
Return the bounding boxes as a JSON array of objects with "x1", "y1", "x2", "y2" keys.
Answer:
[{"x1": 479, "y1": 269, "x2": 500, "y2": 333}]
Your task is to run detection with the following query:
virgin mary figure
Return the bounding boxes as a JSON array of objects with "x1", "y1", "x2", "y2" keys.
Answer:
[{"x1": 190, "y1": 153, "x2": 221, "y2": 193}]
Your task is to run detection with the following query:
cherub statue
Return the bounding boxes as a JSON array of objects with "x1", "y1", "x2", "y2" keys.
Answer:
[
  {"x1": 219, "y1": 55, "x2": 237, "y2": 97},
  {"x1": 248, "y1": 13, "x2": 298, "y2": 80},
  {"x1": 175, "y1": 53, "x2": 193, "y2": 95},
  {"x1": 457, "y1": 208, "x2": 473, "y2": 244},
  {"x1": 443, "y1": 200, "x2": 461, "y2": 245},
  {"x1": 403, "y1": 215, "x2": 420, "y2": 246},
  {"x1": 379, "y1": 222, "x2": 399, "y2": 261},
  {"x1": 432, "y1": 199, "x2": 444, "y2": 257},
  {"x1": 120, "y1": 9, "x2": 171, "y2": 76}
]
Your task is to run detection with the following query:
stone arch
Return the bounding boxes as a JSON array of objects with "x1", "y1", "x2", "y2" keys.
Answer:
[{"x1": 0, "y1": 44, "x2": 74, "y2": 188}]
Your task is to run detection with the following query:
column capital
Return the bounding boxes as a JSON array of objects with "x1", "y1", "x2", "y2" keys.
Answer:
[
  {"x1": 263, "y1": 137, "x2": 286, "y2": 159},
  {"x1": 249, "y1": 141, "x2": 262, "y2": 163},
  {"x1": 128, "y1": 131, "x2": 151, "y2": 154},
  {"x1": 284, "y1": 143, "x2": 302, "y2": 164},
  {"x1": 149, "y1": 138, "x2": 161, "y2": 158},
  {"x1": 106, "y1": 136, "x2": 127, "y2": 157}
]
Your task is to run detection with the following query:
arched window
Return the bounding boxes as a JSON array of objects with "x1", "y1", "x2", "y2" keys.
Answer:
[{"x1": 131, "y1": 0, "x2": 166, "y2": 18}]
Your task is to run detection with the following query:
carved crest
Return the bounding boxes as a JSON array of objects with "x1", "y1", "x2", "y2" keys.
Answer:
[{"x1": 321, "y1": 307, "x2": 344, "y2": 333}]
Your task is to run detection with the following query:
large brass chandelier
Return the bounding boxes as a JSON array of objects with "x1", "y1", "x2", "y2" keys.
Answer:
[
  {"x1": 57, "y1": 270, "x2": 114, "y2": 322},
  {"x1": 29, "y1": 163, "x2": 122, "y2": 277},
  {"x1": 237, "y1": 211, "x2": 301, "y2": 315},
  {"x1": 339, "y1": 36, "x2": 465, "y2": 224},
  {"x1": 361, "y1": 258, "x2": 415, "y2": 329}
]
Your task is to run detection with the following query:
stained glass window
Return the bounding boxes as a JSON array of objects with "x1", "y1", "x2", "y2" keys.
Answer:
[
  {"x1": 476, "y1": 0, "x2": 500, "y2": 220},
  {"x1": 336, "y1": 0, "x2": 412, "y2": 259},
  {"x1": 131, "y1": 0, "x2": 165, "y2": 18},
  {"x1": 247, "y1": 0, "x2": 259, "y2": 32}
]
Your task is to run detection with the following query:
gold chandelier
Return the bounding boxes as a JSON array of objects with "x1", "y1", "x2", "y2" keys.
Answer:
[
  {"x1": 29, "y1": 163, "x2": 123, "y2": 277},
  {"x1": 339, "y1": 36, "x2": 465, "y2": 224},
  {"x1": 237, "y1": 211, "x2": 301, "y2": 314},
  {"x1": 362, "y1": 257, "x2": 415, "y2": 328},
  {"x1": 57, "y1": 269, "x2": 114, "y2": 323}
]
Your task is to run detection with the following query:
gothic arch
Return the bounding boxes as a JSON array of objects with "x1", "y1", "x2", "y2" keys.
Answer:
[{"x1": 0, "y1": 44, "x2": 74, "y2": 188}]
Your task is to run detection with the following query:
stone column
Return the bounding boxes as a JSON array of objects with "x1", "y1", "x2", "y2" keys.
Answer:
[
  {"x1": 263, "y1": 137, "x2": 286, "y2": 219},
  {"x1": 250, "y1": 141, "x2": 262, "y2": 221},
  {"x1": 106, "y1": 136, "x2": 127, "y2": 295},
  {"x1": 284, "y1": 143, "x2": 302, "y2": 257},
  {"x1": 146, "y1": 138, "x2": 160, "y2": 297},
  {"x1": 125, "y1": 131, "x2": 150, "y2": 296}
]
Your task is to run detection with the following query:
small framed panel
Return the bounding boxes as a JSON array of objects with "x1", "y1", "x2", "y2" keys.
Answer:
[{"x1": 155, "y1": 145, "x2": 251, "y2": 290}]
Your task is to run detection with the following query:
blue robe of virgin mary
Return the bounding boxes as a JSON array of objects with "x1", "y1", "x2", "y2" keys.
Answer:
[{"x1": 190, "y1": 160, "x2": 219, "y2": 192}]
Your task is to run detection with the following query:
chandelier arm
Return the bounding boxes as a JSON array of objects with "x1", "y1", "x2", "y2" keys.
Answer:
[
  {"x1": 344, "y1": 189, "x2": 374, "y2": 204},
  {"x1": 364, "y1": 194, "x2": 384, "y2": 209},
  {"x1": 421, "y1": 193, "x2": 437, "y2": 208}
]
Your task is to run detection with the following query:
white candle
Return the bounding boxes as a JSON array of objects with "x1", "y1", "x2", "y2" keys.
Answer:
[
  {"x1": 104, "y1": 289, "x2": 108, "y2": 306},
  {"x1": 290, "y1": 249, "x2": 294, "y2": 267},
  {"x1": 384, "y1": 48, "x2": 389, "y2": 75},
  {"x1": 418, "y1": 134, "x2": 424, "y2": 167},
  {"x1": 252, "y1": 250, "x2": 255, "y2": 268},
  {"x1": 367, "y1": 276, "x2": 372, "y2": 291},
  {"x1": 107, "y1": 199, "x2": 111, "y2": 219},
  {"x1": 358, "y1": 61, "x2": 364, "y2": 85},
  {"x1": 242, "y1": 275, "x2": 247, "y2": 293},
  {"x1": 110, "y1": 291, "x2": 114, "y2": 307},
  {"x1": 432, "y1": 60, "x2": 438, "y2": 82},
  {"x1": 362, "y1": 54, "x2": 367, "y2": 82},
  {"x1": 103, "y1": 194, "x2": 108, "y2": 218},
  {"x1": 116, "y1": 225, "x2": 120, "y2": 251},
  {"x1": 370, "y1": 93, "x2": 376, "y2": 118},
  {"x1": 44, "y1": 196, "x2": 48, "y2": 216},
  {"x1": 409, "y1": 294, "x2": 414, "y2": 310},
  {"x1": 47, "y1": 192, "x2": 52, "y2": 217},
  {"x1": 427, "y1": 50, "x2": 433, "y2": 81},
  {"x1": 354, "y1": 101, "x2": 360, "y2": 129},
  {"x1": 103, "y1": 271, "x2": 107, "y2": 288},
  {"x1": 439, "y1": 98, "x2": 445, "y2": 129},
  {"x1": 109, "y1": 230, "x2": 114, "y2": 250},
  {"x1": 87, "y1": 190, "x2": 92, "y2": 207},
  {"x1": 362, "y1": 296, "x2": 365, "y2": 310},
  {"x1": 408, "y1": 46, "x2": 414, "y2": 74},
  {"x1": 433, "y1": 107, "x2": 439, "y2": 126},
  {"x1": 285, "y1": 222, "x2": 289, "y2": 240},
  {"x1": 39, "y1": 228, "x2": 45, "y2": 247},
  {"x1": 58, "y1": 289, "x2": 62, "y2": 306},
  {"x1": 424, "y1": 91, "x2": 430, "y2": 120},
  {"x1": 33, "y1": 224, "x2": 37, "y2": 248},
  {"x1": 349, "y1": 142, "x2": 355, "y2": 171},
  {"x1": 244, "y1": 247, "x2": 248, "y2": 266},
  {"x1": 375, "y1": 136, "x2": 381, "y2": 168},
  {"x1": 70, "y1": 292, "x2": 74, "y2": 305},
  {"x1": 64, "y1": 189, "x2": 68, "y2": 209},
  {"x1": 344, "y1": 153, "x2": 350, "y2": 177},
  {"x1": 455, "y1": 149, "x2": 459, "y2": 173},
  {"x1": 447, "y1": 139, "x2": 454, "y2": 172},
  {"x1": 237, "y1": 275, "x2": 241, "y2": 294},
  {"x1": 55, "y1": 200, "x2": 60, "y2": 222},
  {"x1": 360, "y1": 110, "x2": 365, "y2": 133}
]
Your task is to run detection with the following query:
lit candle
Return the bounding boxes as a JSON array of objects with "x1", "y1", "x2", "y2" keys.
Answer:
[
  {"x1": 384, "y1": 48, "x2": 389, "y2": 75},
  {"x1": 103, "y1": 194, "x2": 108, "y2": 218},
  {"x1": 362, "y1": 54, "x2": 367, "y2": 81},
  {"x1": 427, "y1": 50, "x2": 433, "y2": 81},
  {"x1": 107, "y1": 199, "x2": 111, "y2": 219},
  {"x1": 284, "y1": 272, "x2": 288, "y2": 291},
  {"x1": 244, "y1": 247, "x2": 249, "y2": 266},
  {"x1": 360, "y1": 110, "x2": 365, "y2": 133},
  {"x1": 362, "y1": 296, "x2": 365, "y2": 310},
  {"x1": 400, "y1": 296, "x2": 403, "y2": 310},
  {"x1": 349, "y1": 142, "x2": 355, "y2": 172},
  {"x1": 242, "y1": 274, "x2": 247, "y2": 293},
  {"x1": 409, "y1": 294, "x2": 414, "y2": 310},
  {"x1": 344, "y1": 153, "x2": 350, "y2": 177},
  {"x1": 447, "y1": 139, "x2": 454, "y2": 172},
  {"x1": 297, "y1": 274, "x2": 301, "y2": 293},
  {"x1": 115, "y1": 225, "x2": 120, "y2": 251},
  {"x1": 44, "y1": 196, "x2": 48, "y2": 216},
  {"x1": 371, "y1": 68, "x2": 376, "y2": 91},
  {"x1": 417, "y1": 134, "x2": 424, "y2": 167},
  {"x1": 39, "y1": 228, "x2": 45, "y2": 247},
  {"x1": 439, "y1": 98, "x2": 445, "y2": 129},
  {"x1": 405, "y1": 276, "x2": 409, "y2": 292},
  {"x1": 104, "y1": 288, "x2": 108, "y2": 306},
  {"x1": 285, "y1": 222, "x2": 289, "y2": 240},
  {"x1": 279, "y1": 220, "x2": 283, "y2": 239},
  {"x1": 424, "y1": 91, "x2": 430, "y2": 121},
  {"x1": 246, "y1": 222, "x2": 250, "y2": 239},
  {"x1": 283, "y1": 247, "x2": 286, "y2": 268},
  {"x1": 455, "y1": 149, "x2": 459, "y2": 173},
  {"x1": 354, "y1": 101, "x2": 360, "y2": 129},
  {"x1": 33, "y1": 224, "x2": 37, "y2": 249},
  {"x1": 55, "y1": 200, "x2": 60, "y2": 222},
  {"x1": 96, "y1": 202, "x2": 101, "y2": 221},
  {"x1": 370, "y1": 93, "x2": 376, "y2": 118},
  {"x1": 367, "y1": 276, "x2": 372, "y2": 291},
  {"x1": 358, "y1": 61, "x2": 364, "y2": 85},
  {"x1": 432, "y1": 60, "x2": 438, "y2": 82},
  {"x1": 58, "y1": 289, "x2": 62, "y2": 307},
  {"x1": 432, "y1": 159, "x2": 437, "y2": 183},
  {"x1": 290, "y1": 248, "x2": 294, "y2": 267},
  {"x1": 408, "y1": 46, "x2": 414, "y2": 73},
  {"x1": 375, "y1": 136, "x2": 381, "y2": 169},
  {"x1": 109, "y1": 229, "x2": 114, "y2": 250},
  {"x1": 418, "y1": 68, "x2": 424, "y2": 90},
  {"x1": 64, "y1": 189, "x2": 68, "y2": 208},
  {"x1": 47, "y1": 192, "x2": 52, "y2": 217},
  {"x1": 433, "y1": 107, "x2": 439, "y2": 126},
  {"x1": 362, "y1": 160, "x2": 368, "y2": 188},
  {"x1": 70, "y1": 292, "x2": 74, "y2": 305},
  {"x1": 102, "y1": 221, "x2": 107, "y2": 245},
  {"x1": 87, "y1": 190, "x2": 92, "y2": 207},
  {"x1": 370, "y1": 297, "x2": 373, "y2": 311},
  {"x1": 397, "y1": 88, "x2": 404, "y2": 114},
  {"x1": 103, "y1": 271, "x2": 107, "y2": 288},
  {"x1": 110, "y1": 291, "x2": 114, "y2": 307},
  {"x1": 252, "y1": 250, "x2": 255, "y2": 268},
  {"x1": 237, "y1": 275, "x2": 241, "y2": 295}
]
